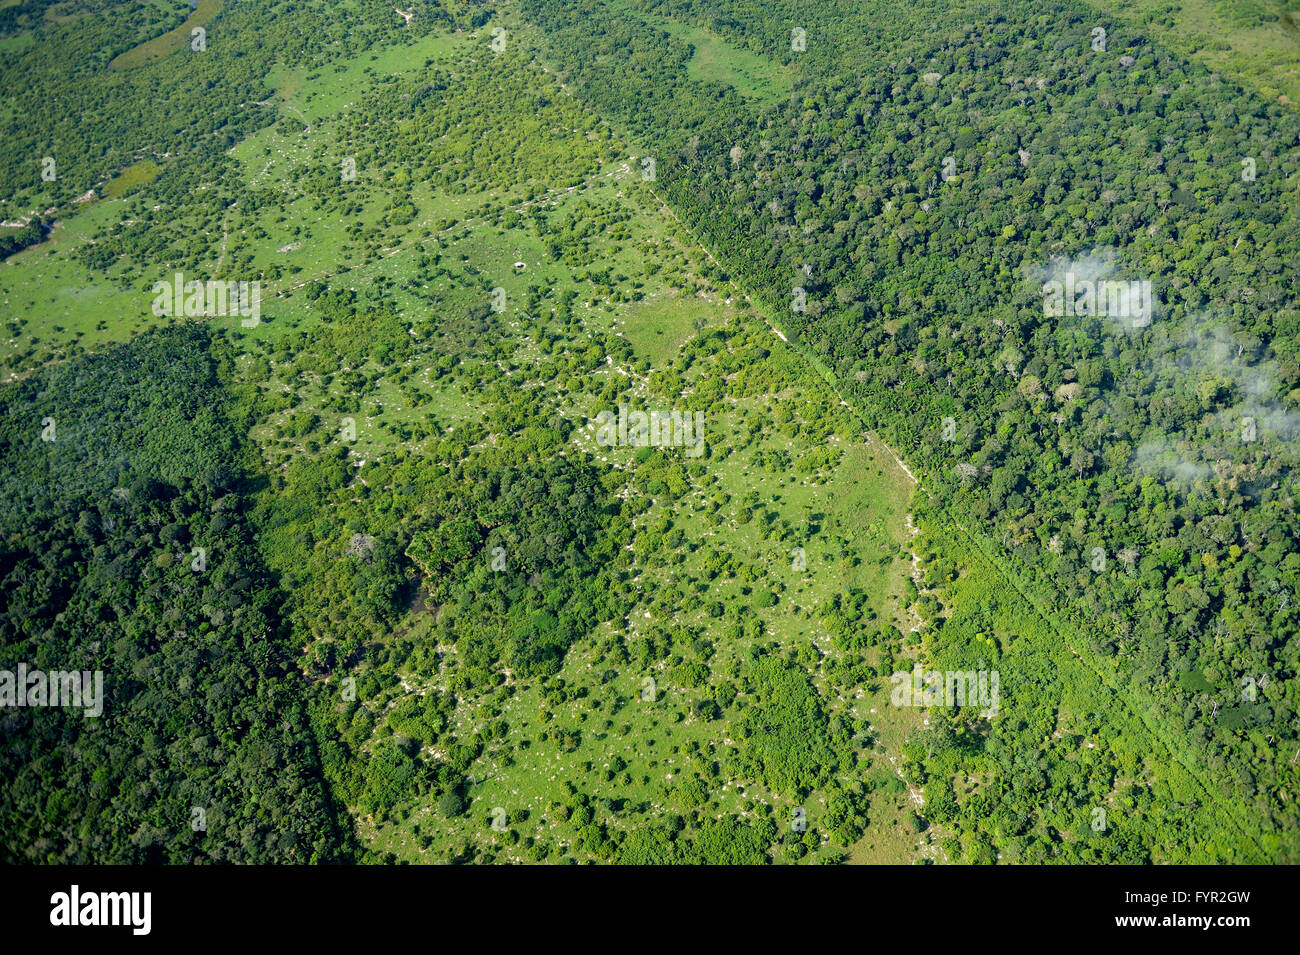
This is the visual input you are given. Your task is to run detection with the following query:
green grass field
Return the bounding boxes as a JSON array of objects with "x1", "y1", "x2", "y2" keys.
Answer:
[
  {"x1": 108, "y1": 0, "x2": 223, "y2": 70},
  {"x1": 609, "y1": 0, "x2": 794, "y2": 105},
  {"x1": 1087, "y1": 0, "x2": 1300, "y2": 105},
  {"x1": 102, "y1": 159, "x2": 162, "y2": 198}
]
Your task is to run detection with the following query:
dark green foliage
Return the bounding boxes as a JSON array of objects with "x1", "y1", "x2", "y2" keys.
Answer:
[
  {"x1": 0, "y1": 325, "x2": 349, "y2": 862},
  {"x1": 0, "y1": 219, "x2": 45, "y2": 261},
  {"x1": 409, "y1": 456, "x2": 628, "y2": 677}
]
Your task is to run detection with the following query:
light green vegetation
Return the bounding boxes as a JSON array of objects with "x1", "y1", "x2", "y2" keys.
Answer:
[
  {"x1": 262, "y1": 30, "x2": 463, "y2": 125},
  {"x1": 108, "y1": 0, "x2": 222, "y2": 70},
  {"x1": 0, "y1": 31, "x2": 32, "y2": 54},
  {"x1": 619, "y1": 294, "x2": 716, "y2": 367},
  {"x1": 101, "y1": 159, "x2": 162, "y2": 198},
  {"x1": 610, "y1": 0, "x2": 795, "y2": 105},
  {"x1": 1, "y1": 199, "x2": 155, "y2": 379},
  {"x1": 1085, "y1": 0, "x2": 1300, "y2": 105},
  {"x1": 1, "y1": 25, "x2": 610, "y2": 365},
  {"x1": 208, "y1": 25, "x2": 927, "y2": 863}
]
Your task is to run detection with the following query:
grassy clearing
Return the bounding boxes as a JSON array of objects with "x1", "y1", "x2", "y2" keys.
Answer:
[
  {"x1": 619, "y1": 293, "x2": 713, "y2": 366},
  {"x1": 264, "y1": 31, "x2": 460, "y2": 124},
  {"x1": 108, "y1": 0, "x2": 222, "y2": 70},
  {"x1": 0, "y1": 200, "x2": 155, "y2": 378},
  {"x1": 610, "y1": 0, "x2": 793, "y2": 104},
  {"x1": 0, "y1": 32, "x2": 33, "y2": 54},
  {"x1": 102, "y1": 159, "x2": 162, "y2": 198},
  {"x1": 1085, "y1": 0, "x2": 1300, "y2": 105}
]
